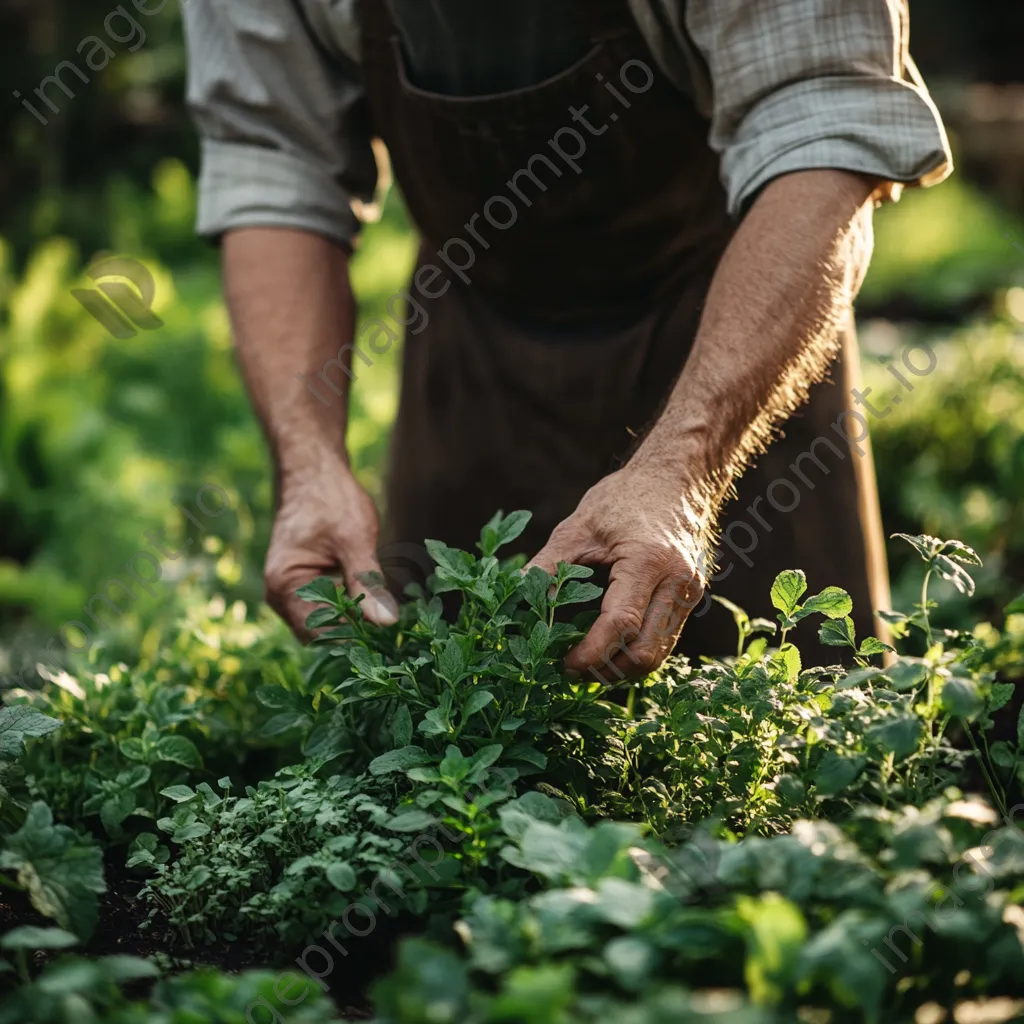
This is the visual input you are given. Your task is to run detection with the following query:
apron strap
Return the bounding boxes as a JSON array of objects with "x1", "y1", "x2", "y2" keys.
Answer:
[{"x1": 359, "y1": 0, "x2": 398, "y2": 44}]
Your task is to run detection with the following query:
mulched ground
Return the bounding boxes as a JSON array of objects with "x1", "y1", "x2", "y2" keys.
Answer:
[{"x1": 0, "y1": 855, "x2": 382, "y2": 1020}]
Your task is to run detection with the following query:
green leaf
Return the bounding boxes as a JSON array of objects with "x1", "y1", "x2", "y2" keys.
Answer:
[
  {"x1": 813, "y1": 753, "x2": 866, "y2": 796},
  {"x1": 1018, "y1": 704, "x2": 1024, "y2": 749},
  {"x1": 865, "y1": 715, "x2": 922, "y2": 759},
  {"x1": 462, "y1": 690, "x2": 495, "y2": 720},
  {"x1": 520, "y1": 566, "x2": 553, "y2": 620},
  {"x1": 736, "y1": 893, "x2": 807, "y2": 1007},
  {"x1": 258, "y1": 711, "x2": 311, "y2": 738},
  {"x1": 554, "y1": 581, "x2": 603, "y2": 607},
  {"x1": 884, "y1": 660, "x2": 929, "y2": 692},
  {"x1": 857, "y1": 637, "x2": 893, "y2": 657},
  {"x1": 436, "y1": 638, "x2": 467, "y2": 684},
  {"x1": 1, "y1": 926, "x2": 79, "y2": 951},
  {"x1": 0, "y1": 802, "x2": 106, "y2": 938},
  {"x1": 491, "y1": 510, "x2": 532, "y2": 551},
  {"x1": 369, "y1": 746, "x2": 431, "y2": 776},
  {"x1": 0, "y1": 706, "x2": 62, "y2": 759},
  {"x1": 1005, "y1": 593, "x2": 1024, "y2": 616},
  {"x1": 159, "y1": 785, "x2": 196, "y2": 803},
  {"x1": 818, "y1": 617, "x2": 856, "y2": 648},
  {"x1": 941, "y1": 676, "x2": 984, "y2": 718},
  {"x1": 770, "y1": 570, "x2": 807, "y2": 617},
  {"x1": 326, "y1": 862, "x2": 357, "y2": 892},
  {"x1": 387, "y1": 810, "x2": 439, "y2": 833},
  {"x1": 780, "y1": 643, "x2": 801, "y2": 682},
  {"x1": 892, "y1": 533, "x2": 942, "y2": 562},
  {"x1": 391, "y1": 705, "x2": 413, "y2": 748},
  {"x1": 295, "y1": 576, "x2": 339, "y2": 605},
  {"x1": 119, "y1": 737, "x2": 147, "y2": 762},
  {"x1": 989, "y1": 683, "x2": 1015, "y2": 713},
  {"x1": 797, "y1": 587, "x2": 853, "y2": 621},
  {"x1": 418, "y1": 708, "x2": 451, "y2": 736},
  {"x1": 171, "y1": 823, "x2": 211, "y2": 843},
  {"x1": 154, "y1": 735, "x2": 202, "y2": 769},
  {"x1": 304, "y1": 606, "x2": 339, "y2": 629}
]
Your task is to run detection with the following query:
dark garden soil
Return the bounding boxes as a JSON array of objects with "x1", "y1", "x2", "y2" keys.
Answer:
[{"x1": 0, "y1": 853, "x2": 392, "y2": 1020}]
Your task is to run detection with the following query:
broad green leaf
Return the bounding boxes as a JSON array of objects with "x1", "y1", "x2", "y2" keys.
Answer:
[
  {"x1": 941, "y1": 676, "x2": 983, "y2": 718},
  {"x1": 932, "y1": 554, "x2": 977, "y2": 597},
  {"x1": 736, "y1": 893, "x2": 807, "y2": 1007},
  {"x1": 304, "y1": 606, "x2": 339, "y2": 629},
  {"x1": 818, "y1": 617, "x2": 856, "y2": 648},
  {"x1": 1, "y1": 926, "x2": 79, "y2": 951},
  {"x1": 171, "y1": 823, "x2": 211, "y2": 843},
  {"x1": 865, "y1": 715, "x2": 922, "y2": 759},
  {"x1": 1005, "y1": 593, "x2": 1024, "y2": 616},
  {"x1": 118, "y1": 737, "x2": 146, "y2": 762},
  {"x1": 387, "y1": 809, "x2": 439, "y2": 833},
  {"x1": 462, "y1": 690, "x2": 495, "y2": 720},
  {"x1": 0, "y1": 802, "x2": 106, "y2": 938},
  {"x1": 520, "y1": 566, "x2": 553, "y2": 620},
  {"x1": 556, "y1": 562, "x2": 594, "y2": 582},
  {"x1": 326, "y1": 862, "x2": 357, "y2": 892},
  {"x1": 255, "y1": 686, "x2": 293, "y2": 709},
  {"x1": 797, "y1": 587, "x2": 853, "y2": 621},
  {"x1": 813, "y1": 753, "x2": 866, "y2": 796},
  {"x1": 554, "y1": 581, "x2": 603, "y2": 607},
  {"x1": 884, "y1": 659, "x2": 929, "y2": 692},
  {"x1": 604, "y1": 935, "x2": 657, "y2": 991},
  {"x1": 857, "y1": 637, "x2": 893, "y2": 657},
  {"x1": 780, "y1": 643, "x2": 801, "y2": 682},
  {"x1": 159, "y1": 785, "x2": 196, "y2": 803},
  {"x1": 436, "y1": 639, "x2": 467, "y2": 684},
  {"x1": 892, "y1": 533, "x2": 942, "y2": 562},
  {"x1": 369, "y1": 746, "x2": 431, "y2": 776},
  {"x1": 492, "y1": 510, "x2": 531, "y2": 550},
  {"x1": 0, "y1": 706, "x2": 62, "y2": 760},
  {"x1": 989, "y1": 683, "x2": 1015, "y2": 712},
  {"x1": 770, "y1": 570, "x2": 807, "y2": 616},
  {"x1": 295, "y1": 576, "x2": 338, "y2": 605},
  {"x1": 391, "y1": 705, "x2": 414, "y2": 748},
  {"x1": 418, "y1": 708, "x2": 451, "y2": 736},
  {"x1": 154, "y1": 735, "x2": 202, "y2": 769},
  {"x1": 258, "y1": 712, "x2": 312, "y2": 738}
]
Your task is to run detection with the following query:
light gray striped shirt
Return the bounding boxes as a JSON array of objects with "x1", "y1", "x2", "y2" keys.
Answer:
[{"x1": 184, "y1": 0, "x2": 952, "y2": 247}]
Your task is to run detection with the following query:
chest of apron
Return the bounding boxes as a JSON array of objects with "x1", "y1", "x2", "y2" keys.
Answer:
[{"x1": 358, "y1": 0, "x2": 731, "y2": 322}]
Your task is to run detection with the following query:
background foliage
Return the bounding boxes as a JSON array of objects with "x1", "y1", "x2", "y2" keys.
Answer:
[{"x1": 0, "y1": 0, "x2": 1023, "y2": 667}]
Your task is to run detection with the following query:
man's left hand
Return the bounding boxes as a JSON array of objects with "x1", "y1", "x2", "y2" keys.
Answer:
[{"x1": 527, "y1": 466, "x2": 707, "y2": 680}]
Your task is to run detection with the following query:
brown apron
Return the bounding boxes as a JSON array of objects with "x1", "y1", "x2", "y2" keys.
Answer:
[{"x1": 359, "y1": 0, "x2": 891, "y2": 662}]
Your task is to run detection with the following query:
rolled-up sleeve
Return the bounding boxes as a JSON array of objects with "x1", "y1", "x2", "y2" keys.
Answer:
[
  {"x1": 182, "y1": 0, "x2": 376, "y2": 247},
  {"x1": 684, "y1": 0, "x2": 953, "y2": 216}
]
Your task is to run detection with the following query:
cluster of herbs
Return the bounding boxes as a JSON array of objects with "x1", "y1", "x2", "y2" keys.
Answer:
[{"x1": 1, "y1": 511, "x2": 1022, "y2": 1022}]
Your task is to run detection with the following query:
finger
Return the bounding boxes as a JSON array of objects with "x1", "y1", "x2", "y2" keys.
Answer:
[
  {"x1": 265, "y1": 556, "x2": 337, "y2": 641},
  {"x1": 605, "y1": 572, "x2": 702, "y2": 678},
  {"x1": 524, "y1": 518, "x2": 602, "y2": 576},
  {"x1": 338, "y1": 540, "x2": 399, "y2": 626},
  {"x1": 564, "y1": 562, "x2": 659, "y2": 680}
]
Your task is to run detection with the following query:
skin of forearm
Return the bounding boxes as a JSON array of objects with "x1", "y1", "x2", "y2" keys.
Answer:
[
  {"x1": 222, "y1": 227, "x2": 357, "y2": 488},
  {"x1": 630, "y1": 169, "x2": 880, "y2": 547}
]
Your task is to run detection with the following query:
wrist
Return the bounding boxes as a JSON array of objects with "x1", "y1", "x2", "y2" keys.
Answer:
[{"x1": 276, "y1": 431, "x2": 352, "y2": 493}]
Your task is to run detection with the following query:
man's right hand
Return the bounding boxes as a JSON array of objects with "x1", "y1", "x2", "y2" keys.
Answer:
[{"x1": 265, "y1": 462, "x2": 399, "y2": 639}]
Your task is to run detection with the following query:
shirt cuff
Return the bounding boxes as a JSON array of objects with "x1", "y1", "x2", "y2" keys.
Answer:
[
  {"x1": 196, "y1": 138, "x2": 361, "y2": 247},
  {"x1": 721, "y1": 76, "x2": 953, "y2": 217}
]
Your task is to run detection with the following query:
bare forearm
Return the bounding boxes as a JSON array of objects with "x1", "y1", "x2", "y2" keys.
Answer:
[
  {"x1": 632, "y1": 169, "x2": 879, "y2": 535},
  {"x1": 222, "y1": 227, "x2": 356, "y2": 485}
]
